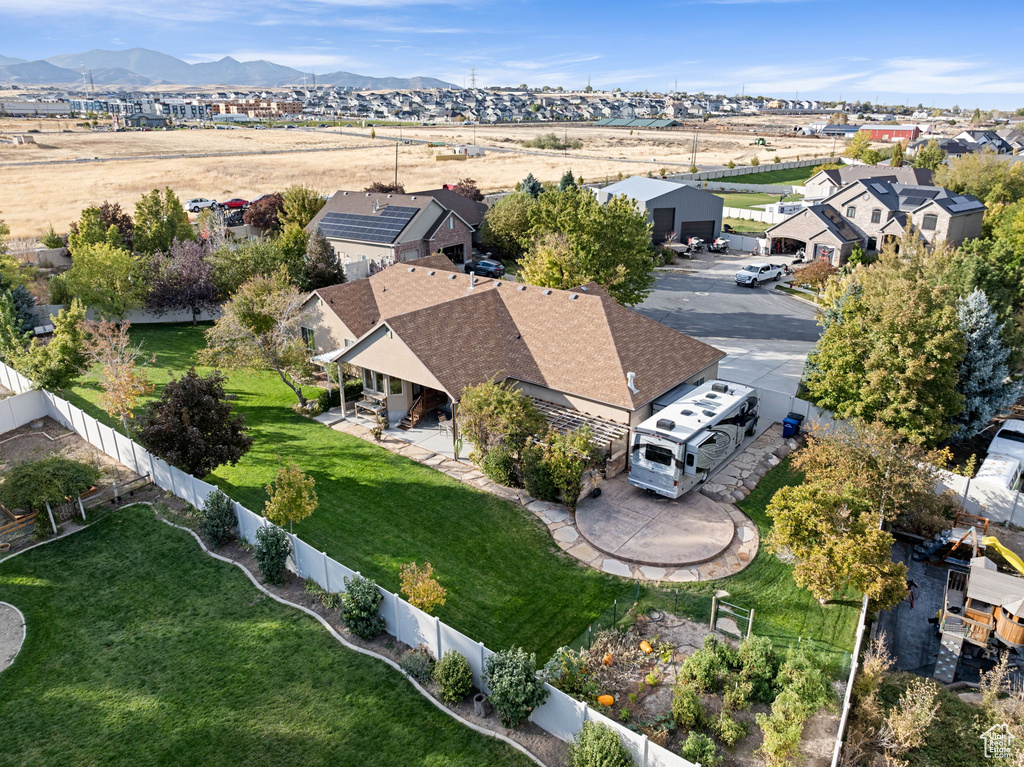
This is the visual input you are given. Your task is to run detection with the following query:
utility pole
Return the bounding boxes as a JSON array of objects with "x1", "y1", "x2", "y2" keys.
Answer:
[
  {"x1": 469, "y1": 68, "x2": 477, "y2": 88},
  {"x1": 88, "y1": 70, "x2": 95, "y2": 94}
]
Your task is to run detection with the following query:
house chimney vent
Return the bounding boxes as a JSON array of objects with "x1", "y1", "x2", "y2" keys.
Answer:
[
  {"x1": 448, "y1": 274, "x2": 457, "y2": 280},
  {"x1": 568, "y1": 294, "x2": 578, "y2": 300},
  {"x1": 408, "y1": 267, "x2": 415, "y2": 272},
  {"x1": 627, "y1": 372, "x2": 638, "y2": 393},
  {"x1": 428, "y1": 270, "x2": 436, "y2": 276},
  {"x1": 542, "y1": 289, "x2": 552, "y2": 295},
  {"x1": 517, "y1": 285, "x2": 526, "y2": 291}
]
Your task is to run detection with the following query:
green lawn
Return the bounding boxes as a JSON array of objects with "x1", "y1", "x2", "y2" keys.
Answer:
[
  {"x1": 717, "y1": 166, "x2": 819, "y2": 185},
  {"x1": 63, "y1": 323, "x2": 631, "y2": 660},
  {"x1": 0, "y1": 507, "x2": 534, "y2": 767},
  {"x1": 713, "y1": 192, "x2": 803, "y2": 210},
  {"x1": 723, "y1": 216, "x2": 769, "y2": 234},
  {"x1": 639, "y1": 460, "x2": 860, "y2": 671}
]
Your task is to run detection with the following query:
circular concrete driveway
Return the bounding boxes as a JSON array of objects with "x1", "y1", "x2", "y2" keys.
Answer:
[{"x1": 576, "y1": 476, "x2": 735, "y2": 566}]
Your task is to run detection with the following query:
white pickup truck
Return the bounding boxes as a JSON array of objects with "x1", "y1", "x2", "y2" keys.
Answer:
[{"x1": 735, "y1": 262, "x2": 786, "y2": 286}]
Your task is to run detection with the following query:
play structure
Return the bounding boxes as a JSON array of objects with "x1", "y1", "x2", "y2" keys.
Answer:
[{"x1": 934, "y1": 515, "x2": 1024, "y2": 682}]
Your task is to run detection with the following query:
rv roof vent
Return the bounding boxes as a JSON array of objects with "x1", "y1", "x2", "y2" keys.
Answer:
[
  {"x1": 680, "y1": 409, "x2": 694, "y2": 416},
  {"x1": 656, "y1": 418, "x2": 676, "y2": 431},
  {"x1": 711, "y1": 383, "x2": 728, "y2": 394},
  {"x1": 705, "y1": 392, "x2": 718, "y2": 399},
  {"x1": 702, "y1": 410, "x2": 716, "y2": 418}
]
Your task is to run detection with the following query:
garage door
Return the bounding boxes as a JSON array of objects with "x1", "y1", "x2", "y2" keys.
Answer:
[
  {"x1": 651, "y1": 208, "x2": 675, "y2": 243},
  {"x1": 678, "y1": 220, "x2": 716, "y2": 243}
]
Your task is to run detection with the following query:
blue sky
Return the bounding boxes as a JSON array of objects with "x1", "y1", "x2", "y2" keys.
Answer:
[{"x1": 2, "y1": 0, "x2": 1024, "y2": 108}]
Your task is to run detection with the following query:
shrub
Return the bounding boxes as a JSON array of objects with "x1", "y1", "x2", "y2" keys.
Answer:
[
  {"x1": 750, "y1": 156, "x2": 760, "y2": 167},
  {"x1": 680, "y1": 732, "x2": 720, "y2": 767},
  {"x1": 344, "y1": 378, "x2": 364, "y2": 402},
  {"x1": 738, "y1": 635, "x2": 779, "y2": 704},
  {"x1": 303, "y1": 577, "x2": 340, "y2": 609},
  {"x1": 399, "y1": 561, "x2": 446, "y2": 614},
  {"x1": 400, "y1": 647, "x2": 435, "y2": 684},
  {"x1": 484, "y1": 646, "x2": 549, "y2": 727},
  {"x1": 722, "y1": 672, "x2": 754, "y2": 711},
  {"x1": 566, "y1": 721, "x2": 632, "y2": 767},
  {"x1": 41, "y1": 224, "x2": 64, "y2": 249},
  {"x1": 0, "y1": 456, "x2": 100, "y2": 513},
  {"x1": 481, "y1": 445, "x2": 519, "y2": 487},
  {"x1": 199, "y1": 489, "x2": 237, "y2": 548},
  {"x1": 434, "y1": 650, "x2": 474, "y2": 704},
  {"x1": 253, "y1": 524, "x2": 291, "y2": 586},
  {"x1": 755, "y1": 691, "x2": 806, "y2": 767},
  {"x1": 339, "y1": 574, "x2": 387, "y2": 640},
  {"x1": 714, "y1": 711, "x2": 748, "y2": 748},
  {"x1": 522, "y1": 443, "x2": 559, "y2": 501},
  {"x1": 671, "y1": 683, "x2": 704, "y2": 729},
  {"x1": 677, "y1": 637, "x2": 735, "y2": 694},
  {"x1": 48, "y1": 273, "x2": 71, "y2": 305},
  {"x1": 542, "y1": 646, "x2": 598, "y2": 700},
  {"x1": 777, "y1": 647, "x2": 834, "y2": 712}
]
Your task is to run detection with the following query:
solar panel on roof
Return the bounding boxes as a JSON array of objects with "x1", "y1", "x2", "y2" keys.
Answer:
[
  {"x1": 902, "y1": 196, "x2": 927, "y2": 208},
  {"x1": 949, "y1": 201, "x2": 984, "y2": 212},
  {"x1": 871, "y1": 183, "x2": 889, "y2": 193},
  {"x1": 318, "y1": 206, "x2": 418, "y2": 244},
  {"x1": 953, "y1": 196, "x2": 970, "y2": 204}
]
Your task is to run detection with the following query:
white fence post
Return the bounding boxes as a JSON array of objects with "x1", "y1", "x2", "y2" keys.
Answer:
[
  {"x1": 322, "y1": 551, "x2": 331, "y2": 591},
  {"x1": 435, "y1": 616, "x2": 443, "y2": 658}
]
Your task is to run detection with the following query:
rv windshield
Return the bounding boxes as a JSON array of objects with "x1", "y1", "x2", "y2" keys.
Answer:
[{"x1": 644, "y1": 444, "x2": 674, "y2": 467}]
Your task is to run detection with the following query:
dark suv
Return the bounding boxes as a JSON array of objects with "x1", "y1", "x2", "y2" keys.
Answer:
[{"x1": 464, "y1": 259, "x2": 505, "y2": 278}]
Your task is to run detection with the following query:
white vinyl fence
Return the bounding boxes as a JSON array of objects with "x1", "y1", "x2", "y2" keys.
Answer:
[
  {"x1": 671, "y1": 156, "x2": 838, "y2": 183},
  {"x1": 34, "y1": 304, "x2": 223, "y2": 325},
  {"x1": 721, "y1": 206, "x2": 790, "y2": 225},
  {"x1": 0, "y1": 360, "x2": 697, "y2": 767},
  {"x1": 678, "y1": 180, "x2": 807, "y2": 196}
]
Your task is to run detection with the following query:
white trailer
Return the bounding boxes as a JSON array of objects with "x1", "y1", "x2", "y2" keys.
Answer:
[{"x1": 628, "y1": 380, "x2": 758, "y2": 499}]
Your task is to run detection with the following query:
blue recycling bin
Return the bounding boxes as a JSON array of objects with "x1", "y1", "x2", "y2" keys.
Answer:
[{"x1": 782, "y1": 418, "x2": 800, "y2": 439}]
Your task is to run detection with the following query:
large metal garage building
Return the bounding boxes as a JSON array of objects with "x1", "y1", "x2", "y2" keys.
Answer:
[{"x1": 596, "y1": 176, "x2": 724, "y2": 244}]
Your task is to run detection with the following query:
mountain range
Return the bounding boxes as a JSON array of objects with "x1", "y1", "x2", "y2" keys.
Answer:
[{"x1": 0, "y1": 47, "x2": 458, "y2": 89}]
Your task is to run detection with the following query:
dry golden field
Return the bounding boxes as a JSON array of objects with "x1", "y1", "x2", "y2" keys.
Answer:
[{"x1": 1, "y1": 117, "x2": 845, "y2": 239}]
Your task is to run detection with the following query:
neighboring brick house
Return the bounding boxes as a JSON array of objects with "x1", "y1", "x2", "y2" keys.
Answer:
[
  {"x1": 300, "y1": 254, "x2": 724, "y2": 431},
  {"x1": 803, "y1": 165, "x2": 933, "y2": 200},
  {"x1": 766, "y1": 180, "x2": 985, "y2": 264},
  {"x1": 410, "y1": 187, "x2": 488, "y2": 253},
  {"x1": 304, "y1": 192, "x2": 474, "y2": 281}
]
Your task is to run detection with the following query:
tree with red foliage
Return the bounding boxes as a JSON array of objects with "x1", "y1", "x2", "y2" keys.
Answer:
[
  {"x1": 451, "y1": 178, "x2": 484, "y2": 201},
  {"x1": 243, "y1": 193, "x2": 285, "y2": 232},
  {"x1": 364, "y1": 181, "x2": 406, "y2": 194},
  {"x1": 147, "y1": 239, "x2": 219, "y2": 326}
]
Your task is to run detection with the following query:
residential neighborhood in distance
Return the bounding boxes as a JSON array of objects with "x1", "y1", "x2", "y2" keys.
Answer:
[{"x1": 2, "y1": 9, "x2": 1024, "y2": 767}]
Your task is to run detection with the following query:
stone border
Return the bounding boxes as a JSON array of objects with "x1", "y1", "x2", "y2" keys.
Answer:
[
  {"x1": 699, "y1": 423, "x2": 799, "y2": 505},
  {"x1": 0, "y1": 602, "x2": 26, "y2": 675},
  {"x1": 330, "y1": 419, "x2": 762, "y2": 583}
]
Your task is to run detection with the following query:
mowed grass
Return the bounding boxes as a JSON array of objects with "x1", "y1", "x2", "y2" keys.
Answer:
[
  {"x1": 722, "y1": 216, "x2": 770, "y2": 234},
  {"x1": 0, "y1": 507, "x2": 535, "y2": 767},
  {"x1": 63, "y1": 323, "x2": 631, "y2": 660},
  {"x1": 640, "y1": 460, "x2": 860, "y2": 667},
  {"x1": 716, "y1": 165, "x2": 819, "y2": 185},
  {"x1": 713, "y1": 192, "x2": 803, "y2": 210}
]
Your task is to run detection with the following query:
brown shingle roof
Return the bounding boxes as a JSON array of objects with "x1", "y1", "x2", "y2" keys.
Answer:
[{"x1": 322, "y1": 256, "x2": 724, "y2": 410}]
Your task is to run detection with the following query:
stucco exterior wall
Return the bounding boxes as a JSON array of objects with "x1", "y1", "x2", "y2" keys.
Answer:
[{"x1": 301, "y1": 295, "x2": 356, "y2": 353}]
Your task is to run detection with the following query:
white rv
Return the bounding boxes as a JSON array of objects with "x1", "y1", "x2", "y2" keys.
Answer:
[{"x1": 628, "y1": 380, "x2": 758, "y2": 499}]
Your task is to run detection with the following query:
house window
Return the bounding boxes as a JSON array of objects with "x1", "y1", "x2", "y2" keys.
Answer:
[
  {"x1": 922, "y1": 214, "x2": 938, "y2": 231},
  {"x1": 389, "y1": 376, "x2": 403, "y2": 395},
  {"x1": 871, "y1": 209, "x2": 881, "y2": 224},
  {"x1": 867, "y1": 237, "x2": 877, "y2": 251},
  {"x1": 300, "y1": 326, "x2": 315, "y2": 350},
  {"x1": 447, "y1": 216, "x2": 455, "y2": 230},
  {"x1": 375, "y1": 371, "x2": 386, "y2": 393},
  {"x1": 362, "y1": 368, "x2": 374, "y2": 391},
  {"x1": 846, "y1": 206, "x2": 857, "y2": 218}
]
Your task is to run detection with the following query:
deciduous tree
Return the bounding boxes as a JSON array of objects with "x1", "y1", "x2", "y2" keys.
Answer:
[
  {"x1": 912, "y1": 139, "x2": 947, "y2": 171},
  {"x1": 199, "y1": 270, "x2": 314, "y2": 406},
  {"x1": 890, "y1": 140, "x2": 905, "y2": 168},
  {"x1": 242, "y1": 192, "x2": 284, "y2": 232},
  {"x1": 147, "y1": 239, "x2": 219, "y2": 325},
  {"x1": 16, "y1": 299, "x2": 89, "y2": 392},
  {"x1": 844, "y1": 131, "x2": 872, "y2": 160},
  {"x1": 364, "y1": 181, "x2": 405, "y2": 194},
  {"x1": 399, "y1": 561, "x2": 447, "y2": 614},
  {"x1": 934, "y1": 152, "x2": 1024, "y2": 204},
  {"x1": 280, "y1": 185, "x2": 327, "y2": 229},
  {"x1": 210, "y1": 238, "x2": 294, "y2": 296},
  {"x1": 82, "y1": 319, "x2": 155, "y2": 436},
  {"x1": 451, "y1": 178, "x2": 484, "y2": 201},
  {"x1": 264, "y1": 458, "x2": 317, "y2": 532},
  {"x1": 479, "y1": 192, "x2": 537, "y2": 258},
  {"x1": 134, "y1": 188, "x2": 195, "y2": 254},
  {"x1": 61, "y1": 242, "x2": 148, "y2": 321},
  {"x1": 137, "y1": 368, "x2": 253, "y2": 478},
  {"x1": 67, "y1": 207, "x2": 127, "y2": 254}
]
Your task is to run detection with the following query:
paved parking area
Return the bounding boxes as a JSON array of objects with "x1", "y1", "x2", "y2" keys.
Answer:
[{"x1": 637, "y1": 253, "x2": 821, "y2": 394}]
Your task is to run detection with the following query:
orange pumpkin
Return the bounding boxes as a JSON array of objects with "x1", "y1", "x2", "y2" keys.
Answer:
[
  {"x1": 603, "y1": 653, "x2": 613, "y2": 666},
  {"x1": 597, "y1": 694, "x2": 615, "y2": 707},
  {"x1": 640, "y1": 640, "x2": 653, "y2": 654}
]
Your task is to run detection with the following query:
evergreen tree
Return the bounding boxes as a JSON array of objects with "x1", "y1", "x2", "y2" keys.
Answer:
[
  {"x1": 302, "y1": 227, "x2": 345, "y2": 290},
  {"x1": 520, "y1": 173, "x2": 543, "y2": 198},
  {"x1": 4, "y1": 285, "x2": 36, "y2": 332},
  {"x1": 953, "y1": 289, "x2": 1021, "y2": 439},
  {"x1": 557, "y1": 169, "x2": 577, "y2": 192}
]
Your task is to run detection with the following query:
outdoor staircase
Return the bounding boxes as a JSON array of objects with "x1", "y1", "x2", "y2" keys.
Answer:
[{"x1": 398, "y1": 389, "x2": 447, "y2": 430}]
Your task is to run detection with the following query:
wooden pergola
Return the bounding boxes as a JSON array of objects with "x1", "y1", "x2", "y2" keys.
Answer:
[{"x1": 527, "y1": 397, "x2": 629, "y2": 457}]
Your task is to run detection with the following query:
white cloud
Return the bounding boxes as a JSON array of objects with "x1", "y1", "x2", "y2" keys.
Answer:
[{"x1": 853, "y1": 58, "x2": 1024, "y2": 95}]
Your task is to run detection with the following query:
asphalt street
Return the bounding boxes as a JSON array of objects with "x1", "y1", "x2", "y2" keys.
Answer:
[{"x1": 636, "y1": 255, "x2": 822, "y2": 394}]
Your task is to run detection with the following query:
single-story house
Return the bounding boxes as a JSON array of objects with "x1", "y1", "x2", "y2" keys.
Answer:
[
  {"x1": 595, "y1": 176, "x2": 723, "y2": 244},
  {"x1": 301, "y1": 254, "x2": 724, "y2": 440},
  {"x1": 123, "y1": 112, "x2": 169, "y2": 128},
  {"x1": 304, "y1": 191, "x2": 475, "y2": 280},
  {"x1": 766, "y1": 180, "x2": 985, "y2": 264}
]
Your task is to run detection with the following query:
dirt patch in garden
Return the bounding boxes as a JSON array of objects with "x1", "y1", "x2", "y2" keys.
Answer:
[
  {"x1": 0, "y1": 383, "x2": 12, "y2": 400},
  {"x1": 154, "y1": 503, "x2": 568, "y2": 767}
]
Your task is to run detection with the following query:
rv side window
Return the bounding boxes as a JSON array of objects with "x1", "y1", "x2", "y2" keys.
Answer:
[
  {"x1": 686, "y1": 454, "x2": 694, "y2": 467},
  {"x1": 644, "y1": 444, "x2": 674, "y2": 467}
]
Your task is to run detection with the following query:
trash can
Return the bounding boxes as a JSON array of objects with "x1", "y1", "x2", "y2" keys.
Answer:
[{"x1": 782, "y1": 418, "x2": 800, "y2": 439}]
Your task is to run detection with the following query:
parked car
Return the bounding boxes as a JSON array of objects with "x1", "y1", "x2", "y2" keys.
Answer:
[
  {"x1": 220, "y1": 198, "x2": 249, "y2": 209},
  {"x1": 464, "y1": 259, "x2": 505, "y2": 278},
  {"x1": 988, "y1": 420, "x2": 1024, "y2": 466},
  {"x1": 735, "y1": 262, "x2": 785, "y2": 286},
  {"x1": 186, "y1": 198, "x2": 218, "y2": 213}
]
